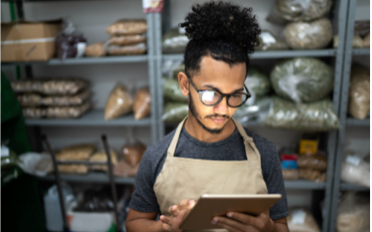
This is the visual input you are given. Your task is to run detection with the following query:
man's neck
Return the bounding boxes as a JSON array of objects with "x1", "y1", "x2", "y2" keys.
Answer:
[{"x1": 184, "y1": 113, "x2": 236, "y2": 143}]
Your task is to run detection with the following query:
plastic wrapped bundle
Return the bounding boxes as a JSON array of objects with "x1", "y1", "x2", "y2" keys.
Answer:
[
  {"x1": 89, "y1": 150, "x2": 118, "y2": 172},
  {"x1": 254, "y1": 30, "x2": 288, "y2": 51},
  {"x1": 245, "y1": 67, "x2": 271, "y2": 99},
  {"x1": 162, "y1": 28, "x2": 189, "y2": 54},
  {"x1": 348, "y1": 65, "x2": 370, "y2": 119},
  {"x1": 262, "y1": 97, "x2": 340, "y2": 131},
  {"x1": 106, "y1": 20, "x2": 147, "y2": 35},
  {"x1": 106, "y1": 43, "x2": 146, "y2": 55},
  {"x1": 163, "y1": 78, "x2": 188, "y2": 102},
  {"x1": 46, "y1": 102, "x2": 91, "y2": 118},
  {"x1": 341, "y1": 155, "x2": 370, "y2": 188},
  {"x1": 275, "y1": 0, "x2": 331, "y2": 22},
  {"x1": 133, "y1": 88, "x2": 151, "y2": 120},
  {"x1": 270, "y1": 58, "x2": 333, "y2": 103},
  {"x1": 162, "y1": 102, "x2": 188, "y2": 123},
  {"x1": 287, "y1": 209, "x2": 321, "y2": 232},
  {"x1": 11, "y1": 79, "x2": 88, "y2": 95},
  {"x1": 337, "y1": 192, "x2": 370, "y2": 232},
  {"x1": 107, "y1": 34, "x2": 146, "y2": 46},
  {"x1": 85, "y1": 43, "x2": 106, "y2": 57},
  {"x1": 283, "y1": 18, "x2": 333, "y2": 50},
  {"x1": 17, "y1": 90, "x2": 90, "y2": 107},
  {"x1": 56, "y1": 144, "x2": 96, "y2": 161}
]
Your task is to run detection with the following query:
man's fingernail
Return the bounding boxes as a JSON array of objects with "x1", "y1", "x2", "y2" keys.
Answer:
[
  {"x1": 172, "y1": 205, "x2": 177, "y2": 210},
  {"x1": 227, "y1": 213, "x2": 233, "y2": 217},
  {"x1": 188, "y1": 200, "x2": 194, "y2": 204},
  {"x1": 211, "y1": 218, "x2": 218, "y2": 224}
]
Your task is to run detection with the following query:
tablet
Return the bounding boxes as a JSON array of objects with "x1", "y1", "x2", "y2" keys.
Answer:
[{"x1": 179, "y1": 194, "x2": 282, "y2": 230}]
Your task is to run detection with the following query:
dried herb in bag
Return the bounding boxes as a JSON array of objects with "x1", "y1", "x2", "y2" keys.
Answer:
[{"x1": 270, "y1": 58, "x2": 333, "y2": 103}]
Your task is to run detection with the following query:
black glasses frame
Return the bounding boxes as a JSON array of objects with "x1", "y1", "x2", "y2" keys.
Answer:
[{"x1": 187, "y1": 77, "x2": 251, "y2": 108}]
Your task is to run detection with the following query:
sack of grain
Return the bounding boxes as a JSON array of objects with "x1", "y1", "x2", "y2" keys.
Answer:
[{"x1": 283, "y1": 18, "x2": 333, "y2": 50}]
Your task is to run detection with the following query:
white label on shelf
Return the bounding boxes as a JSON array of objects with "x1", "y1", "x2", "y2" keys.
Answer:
[
  {"x1": 76, "y1": 42, "x2": 86, "y2": 58},
  {"x1": 260, "y1": 32, "x2": 276, "y2": 44},
  {"x1": 346, "y1": 155, "x2": 361, "y2": 166},
  {"x1": 1, "y1": 145, "x2": 9, "y2": 157},
  {"x1": 291, "y1": 209, "x2": 306, "y2": 224}
]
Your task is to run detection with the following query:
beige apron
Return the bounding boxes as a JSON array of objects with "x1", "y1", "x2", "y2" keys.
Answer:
[{"x1": 154, "y1": 117, "x2": 268, "y2": 232}]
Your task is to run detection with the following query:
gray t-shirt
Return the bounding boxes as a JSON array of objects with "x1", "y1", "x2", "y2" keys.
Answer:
[{"x1": 129, "y1": 127, "x2": 289, "y2": 220}]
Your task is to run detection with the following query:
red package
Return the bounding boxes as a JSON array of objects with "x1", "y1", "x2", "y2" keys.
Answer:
[{"x1": 281, "y1": 154, "x2": 298, "y2": 161}]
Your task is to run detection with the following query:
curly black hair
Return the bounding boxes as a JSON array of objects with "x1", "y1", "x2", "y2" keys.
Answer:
[{"x1": 179, "y1": 1, "x2": 261, "y2": 78}]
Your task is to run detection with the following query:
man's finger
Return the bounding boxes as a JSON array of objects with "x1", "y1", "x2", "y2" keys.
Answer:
[
  {"x1": 226, "y1": 211, "x2": 255, "y2": 225},
  {"x1": 169, "y1": 205, "x2": 180, "y2": 216},
  {"x1": 160, "y1": 215, "x2": 171, "y2": 225},
  {"x1": 213, "y1": 220, "x2": 240, "y2": 232},
  {"x1": 179, "y1": 199, "x2": 190, "y2": 209},
  {"x1": 213, "y1": 216, "x2": 255, "y2": 232}
]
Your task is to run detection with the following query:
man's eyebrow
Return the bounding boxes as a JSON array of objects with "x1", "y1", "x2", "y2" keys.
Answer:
[{"x1": 203, "y1": 85, "x2": 244, "y2": 94}]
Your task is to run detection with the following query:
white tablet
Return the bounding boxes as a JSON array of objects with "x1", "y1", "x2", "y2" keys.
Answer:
[{"x1": 179, "y1": 194, "x2": 282, "y2": 230}]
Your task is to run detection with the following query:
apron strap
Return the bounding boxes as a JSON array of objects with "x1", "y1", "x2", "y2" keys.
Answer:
[
  {"x1": 231, "y1": 118, "x2": 260, "y2": 165},
  {"x1": 167, "y1": 116, "x2": 188, "y2": 157}
]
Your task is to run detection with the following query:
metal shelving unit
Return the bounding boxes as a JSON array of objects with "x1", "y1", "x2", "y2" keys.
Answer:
[
  {"x1": 25, "y1": 111, "x2": 151, "y2": 126},
  {"x1": 329, "y1": 0, "x2": 371, "y2": 231},
  {"x1": 156, "y1": 1, "x2": 349, "y2": 232}
]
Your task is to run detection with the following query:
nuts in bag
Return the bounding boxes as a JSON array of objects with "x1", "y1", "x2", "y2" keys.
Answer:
[
  {"x1": 107, "y1": 43, "x2": 146, "y2": 55},
  {"x1": 89, "y1": 150, "x2": 118, "y2": 172},
  {"x1": 104, "y1": 84, "x2": 134, "y2": 120},
  {"x1": 107, "y1": 34, "x2": 146, "y2": 46},
  {"x1": 348, "y1": 64, "x2": 370, "y2": 119},
  {"x1": 283, "y1": 18, "x2": 333, "y2": 50},
  {"x1": 55, "y1": 144, "x2": 96, "y2": 161},
  {"x1": 270, "y1": 58, "x2": 333, "y2": 103},
  {"x1": 46, "y1": 102, "x2": 91, "y2": 118},
  {"x1": 121, "y1": 142, "x2": 146, "y2": 167},
  {"x1": 106, "y1": 19, "x2": 147, "y2": 35},
  {"x1": 297, "y1": 155, "x2": 327, "y2": 171},
  {"x1": 85, "y1": 42, "x2": 106, "y2": 57},
  {"x1": 133, "y1": 88, "x2": 151, "y2": 120},
  {"x1": 57, "y1": 164, "x2": 88, "y2": 174},
  {"x1": 282, "y1": 169, "x2": 299, "y2": 180},
  {"x1": 299, "y1": 168, "x2": 326, "y2": 182},
  {"x1": 11, "y1": 79, "x2": 88, "y2": 95},
  {"x1": 22, "y1": 107, "x2": 46, "y2": 119},
  {"x1": 18, "y1": 90, "x2": 90, "y2": 107},
  {"x1": 162, "y1": 102, "x2": 189, "y2": 123}
]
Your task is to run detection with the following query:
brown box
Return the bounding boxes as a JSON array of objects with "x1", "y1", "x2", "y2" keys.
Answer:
[{"x1": 1, "y1": 19, "x2": 61, "y2": 62}]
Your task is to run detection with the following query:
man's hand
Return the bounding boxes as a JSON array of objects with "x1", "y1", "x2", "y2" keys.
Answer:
[
  {"x1": 211, "y1": 210, "x2": 275, "y2": 232},
  {"x1": 159, "y1": 199, "x2": 196, "y2": 232}
]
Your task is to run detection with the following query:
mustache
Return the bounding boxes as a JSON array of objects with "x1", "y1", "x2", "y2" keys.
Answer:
[{"x1": 204, "y1": 114, "x2": 230, "y2": 119}]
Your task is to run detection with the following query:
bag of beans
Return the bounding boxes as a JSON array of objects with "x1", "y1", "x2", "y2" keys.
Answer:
[
  {"x1": 104, "y1": 84, "x2": 134, "y2": 120},
  {"x1": 133, "y1": 88, "x2": 151, "y2": 120}
]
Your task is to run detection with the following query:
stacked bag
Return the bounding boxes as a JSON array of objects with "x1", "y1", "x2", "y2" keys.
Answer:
[
  {"x1": 85, "y1": 19, "x2": 147, "y2": 57},
  {"x1": 334, "y1": 20, "x2": 370, "y2": 48},
  {"x1": 162, "y1": 62, "x2": 189, "y2": 123},
  {"x1": 12, "y1": 78, "x2": 91, "y2": 119},
  {"x1": 267, "y1": 0, "x2": 333, "y2": 50}
]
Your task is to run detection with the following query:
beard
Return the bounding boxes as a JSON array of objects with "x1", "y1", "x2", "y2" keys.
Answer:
[{"x1": 188, "y1": 92, "x2": 230, "y2": 135}]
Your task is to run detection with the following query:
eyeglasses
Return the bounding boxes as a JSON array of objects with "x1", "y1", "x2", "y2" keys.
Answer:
[{"x1": 187, "y1": 77, "x2": 251, "y2": 108}]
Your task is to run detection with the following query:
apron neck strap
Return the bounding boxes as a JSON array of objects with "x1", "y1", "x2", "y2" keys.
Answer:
[
  {"x1": 167, "y1": 117, "x2": 260, "y2": 165},
  {"x1": 167, "y1": 116, "x2": 188, "y2": 157}
]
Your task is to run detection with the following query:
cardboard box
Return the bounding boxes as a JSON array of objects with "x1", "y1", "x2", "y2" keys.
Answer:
[{"x1": 1, "y1": 19, "x2": 61, "y2": 62}]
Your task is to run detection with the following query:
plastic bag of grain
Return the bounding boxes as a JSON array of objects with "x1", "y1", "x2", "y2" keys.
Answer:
[
  {"x1": 106, "y1": 19, "x2": 147, "y2": 36},
  {"x1": 121, "y1": 142, "x2": 146, "y2": 167},
  {"x1": 270, "y1": 58, "x2": 333, "y2": 103},
  {"x1": 106, "y1": 43, "x2": 146, "y2": 55},
  {"x1": 46, "y1": 102, "x2": 91, "y2": 118},
  {"x1": 85, "y1": 42, "x2": 106, "y2": 57},
  {"x1": 107, "y1": 34, "x2": 146, "y2": 46},
  {"x1": 163, "y1": 78, "x2": 188, "y2": 102},
  {"x1": 162, "y1": 28, "x2": 189, "y2": 54},
  {"x1": 133, "y1": 88, "x2": 151, "y2": 120},
  {"x1": 267, "y1": 0, "x2": 332, "y2": 24},
  {"x1": 89, "y1": 150, "x2": 118, "y2": 172},
  {"x1": 262, "y1": 97, "x2": 340, "y2": 131},
  {"x1": 348, "y1": 64, "x2": 370, "y2": 119},
  {"x1": 287, "y1": 209, "x2": 320, "y2": 232},
  {"x1": 337, "y1": 192, "x2": 370, "y2": 232},
  {"x1": 55, "y1": 144, "x2": 96, "y2": 161},
  {"x1": 162, "y1": 102, "x2": 189, "y2": 123},
  {"x1": 254, "y1": 30, "x2": 288, "y2": 51},
  {"x1": 104, "y1": 84, "x2": 134, "y2": 120},
  {"x1": 283, "y1": 18, "x2": 333, "y2": 50}
]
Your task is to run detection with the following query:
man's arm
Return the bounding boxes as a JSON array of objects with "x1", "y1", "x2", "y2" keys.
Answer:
[
  {"x1": 273, "y1": 217, "x2": 289, "y2": 232},
  {"x1": 126, "y1": 208, "x2": 164, "y2": 232}
]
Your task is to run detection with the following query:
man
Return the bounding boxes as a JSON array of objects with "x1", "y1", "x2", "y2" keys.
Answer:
[{"x1": 126, "y1": 1, "x2": 289, "y2": 231}]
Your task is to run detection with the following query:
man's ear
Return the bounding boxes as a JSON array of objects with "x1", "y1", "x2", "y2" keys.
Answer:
[{"x1": 178, "y1": 72, "x2": 190, "y2": 96}]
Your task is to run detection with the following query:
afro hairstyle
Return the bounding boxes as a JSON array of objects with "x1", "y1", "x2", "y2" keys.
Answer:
[{"x1": 179, "y1": 1, "x2": 261, "y2": 79}]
